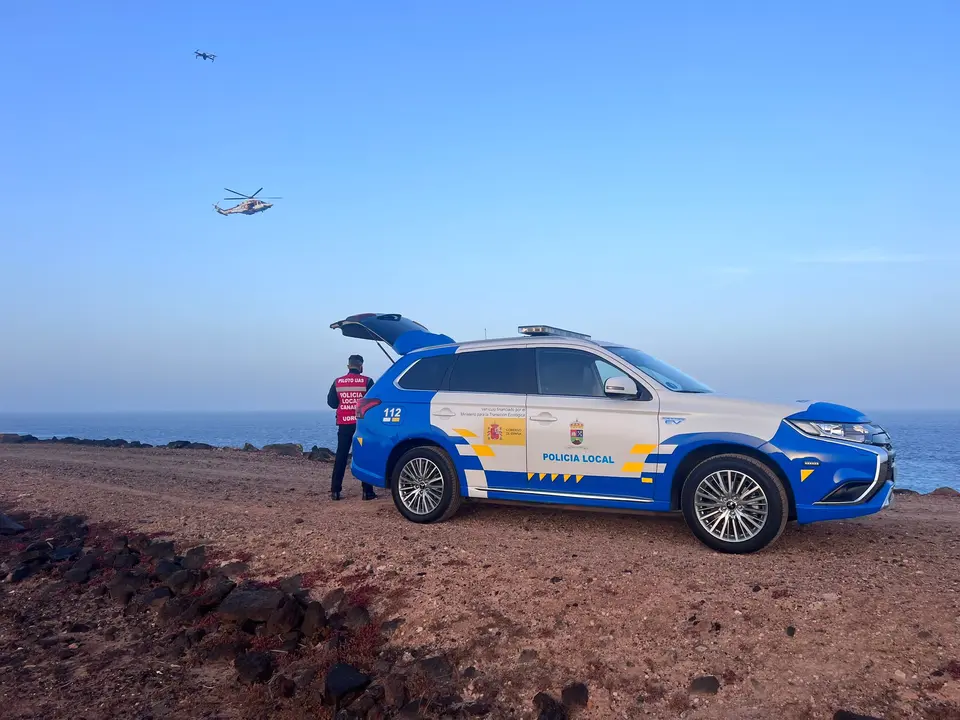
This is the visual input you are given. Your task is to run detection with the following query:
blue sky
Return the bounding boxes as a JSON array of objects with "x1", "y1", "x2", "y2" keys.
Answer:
[{"x1": 1, "y1": 1, "x2": 958, "y2": 412}]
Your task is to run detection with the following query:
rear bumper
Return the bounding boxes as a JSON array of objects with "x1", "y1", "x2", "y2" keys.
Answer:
[{"x1": 795, "y1": 481, "x2": 893, "y2": 524}]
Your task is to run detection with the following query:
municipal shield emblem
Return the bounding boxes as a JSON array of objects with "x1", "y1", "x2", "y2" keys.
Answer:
[{"x1": 570, "y1": 420, "x2": 584, "y2": 446}]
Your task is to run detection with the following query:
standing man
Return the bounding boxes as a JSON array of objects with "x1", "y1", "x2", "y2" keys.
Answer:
[{"x1": 327, "y1": 354, "x2": 377, "y2": 501}]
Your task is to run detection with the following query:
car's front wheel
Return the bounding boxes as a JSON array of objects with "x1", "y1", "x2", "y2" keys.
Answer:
[
  {"x1": 390, "y1": 446, "x2": 463, "y2": 523},
  {"x1": 680, "y1": 454, "x2": 789, "y2": 554}
]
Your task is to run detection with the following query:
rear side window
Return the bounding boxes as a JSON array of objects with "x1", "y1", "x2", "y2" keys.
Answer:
[
  {"x1": 447, "y1": 349, "x2": 537, "y2": 394},
  {"x1": 397, "y1": 354, "x2": 455, "y2": 390}
]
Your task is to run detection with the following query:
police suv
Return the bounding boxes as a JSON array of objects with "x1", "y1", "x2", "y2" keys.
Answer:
[{"x1": 331, "y1": 314, "x2": 895, "y2": 554}]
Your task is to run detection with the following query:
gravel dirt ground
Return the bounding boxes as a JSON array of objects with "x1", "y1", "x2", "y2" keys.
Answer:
[{"x1": 2, "y1": 444, "x2": 959, "y2": 720}]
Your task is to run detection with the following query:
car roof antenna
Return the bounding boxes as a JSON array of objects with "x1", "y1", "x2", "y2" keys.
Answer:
[{"x1": 376, "y1": 341, "x2": 396, "y2": 365}]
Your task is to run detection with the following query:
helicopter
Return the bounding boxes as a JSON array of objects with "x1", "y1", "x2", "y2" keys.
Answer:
[
  {"x1": 214, "y1": 188, "x2": 281, "y2": 216},
  {"x1": 195, "y1": 50, "x2": 216, "y2": 61}
]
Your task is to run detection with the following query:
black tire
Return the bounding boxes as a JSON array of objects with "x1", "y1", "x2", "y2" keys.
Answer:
[
  {"x1": 680, "y1": 453, "x2": 789, "y2": 554},
  {"x1": 390, "y1": 446, "x2": 463, "y2": 524}
]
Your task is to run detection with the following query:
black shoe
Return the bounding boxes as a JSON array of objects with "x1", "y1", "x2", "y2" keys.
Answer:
[
  {"x1": 330, "y1": 491, "x2": 341, "y2": 501},
  {"x1": 362, "y1": 491, "x2": 378, "y2": 501}
]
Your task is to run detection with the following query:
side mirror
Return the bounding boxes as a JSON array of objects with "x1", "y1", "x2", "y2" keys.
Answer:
[{"x1": 604, "y1": 375, "x2": 638, "y2": 398}]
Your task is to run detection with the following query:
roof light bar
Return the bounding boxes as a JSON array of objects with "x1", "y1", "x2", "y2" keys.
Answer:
[{"x1": 518, "y1": 325, "x2": 591, "y2": 340}]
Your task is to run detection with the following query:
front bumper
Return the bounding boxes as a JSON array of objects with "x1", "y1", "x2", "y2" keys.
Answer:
[{"x1": 796, "y1": 480, "x2": 894, "y2": 524}]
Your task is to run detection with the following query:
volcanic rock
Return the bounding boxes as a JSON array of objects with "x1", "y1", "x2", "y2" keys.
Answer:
[
  {"x1": 307, "y1": 446, "x2": 336, "y2": 462},
  {"x1": 151, "y1": 559, "x2": 180, "y2": 582},
  {"x1": 690, "y1": 675, "x2": 721, "y2": 694},
  {"x1": 235, "y1": 651, "x2": 274, "y2": 684},
  {"x1": 167, "y1": 569, "x2": 199, "y2": 595},
  {"x1": 301, "y1": 601, "x2": 327, "y2": 640},
  {"x1": 197, "y1": 579, "x2": 235, "y2": 609},
  {"x1": 562, "y1": 682, "x2": 589, "y2": 708},
  {"x1": 325, "y1": 663, "x2": 371, "y2": 703},
  {"x1": 217, "y1": 561, "x2": 250, "y2": 580},
  {"x1": 931, "y1": 487, "x2": 960, "y2": 497},
  {"x1": 321, "y1": 587, "x2": 346, "y2": 615},
  {"x1": 182, "y1": 546, "x2": 206, "y2": 570},
  {"x1": 266, "y1": 597, "x2": 304, "y2": 635},
  {"x1": 0, "y1": 514, "x2": 26, "y2": 535},
  {"x1": 533, "y1": 692, "x2": 568, "y2": 720},
  {"x1": 242, "y1": 443, "x2": 259, "y2": 452},
  {"x1": 218, "y1": 586, "x2": 285, "y2": 623},
  {"x1": 142, "y1": 586, "x2": 173, "y2": 608},
  {"x1": 64, "y1": 567, "x2": 90, "y2": 584},
  {"x1": 144, "y1": 541, "x2": 176, "y2": 561},
  {"x1": 262, "y1": 443, "x2": 303, "y2": 457}
]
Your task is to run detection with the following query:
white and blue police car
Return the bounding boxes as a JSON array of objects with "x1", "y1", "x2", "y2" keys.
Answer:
[{"x1": 331, "y1": 314, "x2": 895, "y2": 554}]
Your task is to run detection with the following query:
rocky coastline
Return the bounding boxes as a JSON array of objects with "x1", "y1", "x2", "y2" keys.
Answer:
[{"x1": 0, "y1": 433, "x2": 336, "y2": 462}]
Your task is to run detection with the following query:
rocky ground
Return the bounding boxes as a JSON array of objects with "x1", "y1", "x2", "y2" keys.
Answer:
[{"x1": 1, "y1": 443, "x2": 959, "y2": 720}]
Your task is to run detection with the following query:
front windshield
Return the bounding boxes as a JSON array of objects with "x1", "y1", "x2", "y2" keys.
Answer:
[{"x1": 604, "y1": 346, "x2": 713, "y2": 393}]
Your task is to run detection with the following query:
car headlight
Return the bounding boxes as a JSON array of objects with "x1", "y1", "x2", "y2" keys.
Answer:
[{"x1": 788, "y1": 420, "x2": 884, "y2": 444}]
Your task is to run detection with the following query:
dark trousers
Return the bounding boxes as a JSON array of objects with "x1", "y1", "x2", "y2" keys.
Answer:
[{"x1": 331, "y1": 424, "x2": 373, "y2": 495}]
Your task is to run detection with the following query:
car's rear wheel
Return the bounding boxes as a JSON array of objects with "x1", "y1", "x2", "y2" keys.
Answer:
[
  {"x1": 680, "y1": 454, "x2": 788, "y2": 554},
  {"x1": 390, "y1": 446, "x2": 463, "y2": 523}
]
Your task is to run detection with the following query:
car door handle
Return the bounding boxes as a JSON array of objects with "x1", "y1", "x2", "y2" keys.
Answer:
[
  {"x1": 530, "y1": 412, "x2": 557, "y2": 423},
  {"x1": 432, "y1": 408, "x2": 455, "y2": 418}
]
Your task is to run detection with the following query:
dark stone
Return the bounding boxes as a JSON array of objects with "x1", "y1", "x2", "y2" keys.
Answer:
[
  {"x1": 689, "y1": 675, "x2": 721, "y2": 694},
  {"x1": 301, "y1": 601, "x2": 327, "y2": 640},
  {"x1": 50, "y1": 546, "x2": 82, "y2": 562},
  {"x1": 217, "y1": 561, "x2": 249, "y2": 580},
  {"x1": 72, "y1": 554, "x2": 97, "y2": 574},
  {"x1": 187, "y1": 628, "x2": 206, "y2": 645},
  {"x1": 267, "y1": 598, "x2": 304, "y2": 635},
  {"x1": 167, "y1": 569, "x2": 199, "y2": 596},
  {"x1": 158, "y1": 597, "x2": 197, "y2": 623},
  {"x1": 462, "y1": 666, "x2": 478, "y2": 679},
  {"x1": 279, "y1": 574, "x2": 303, "y2": 594},
  {"x1": 69, "y1": 623, "x2": 91, "y2": 633},
  {"x1": 197, "y1": 580, "x2": 235, "y2": 609},
  {"x1": 235, "y1": 651, "x2": 274, "y2": 684},
  {"x1": 344, "y1": 605, "x2": 371, "y2": 630},
  {"x1": 931, "y1": 487, "x2": 960, "y2": 497},
  {"x1": 325, "y1": 663, "x2": 371, "y2": 703},
  {"x1": 10, "y1": 564, "x2": 36, "y2": 582},
  {"x1": 143, "y1": 586, "x2": 173, "y2": 608},
  {"x1": 322, "y1": 588, "x2": 346, "y2": 615},
  {"x1": 893, "y1": 488, "x2": 920, "y2": 496},
  {"x1": 151, "y1": 559, "x2": 181, "y2": 582},
  {"x1": 550, "y1": 576, "x2": 562, "y2": 583},
  {"x1": 242, "y1": 443, "x2": 259, "y2": 452},
  {"x1": 417, "y1": 655, "x2": 455, "y2": 681},
  {"x1": 307, "y1": 446, "x2": 336, "y2": 462},
  {"x1": 113, "y1": 552, "x2": 139, "y2": 570},
  {"x1": 561, "y1": 682, "x2": 589, "y2": 708},
  {"x1": 111, "y1": 570, "x2": 148, "y2": 593},
  {"x1": 398, "y1": 700, "x2": 427, "y2": 718},
  {"x1": 834, "y1": 713, "x2": 884, "y2": 720},
  {"x1": 533, "y1": 692, "x2": 568, "y2": 720},
  {"x1": 277, "y1": 675, "x2": 296, "y2": 698},
  {"x1": 520, "y1": 648, "x2": 539, "y2": 662},
  {"x1": 144, "y1": 541, "x2": 176, "y2": 561},
  {"x1": 183, "y1": 546, "x2": 206, "y2": 571},
  {"x1": 262, "y1": 443, "x2": 303, "y2": 457},
  {"x1": 787, "y1": 626, "x2": 797, "y2": 637},
  {"x1": 167, "y1": 440, "x2": 214, "y2": 450},
  {"x1": 64, "y1": 568, "x2": 89, "y2": 584},
  {"x1": 383, "y1": 673, "x2": 408, "y2": 708},
  {"x1": 218, "y1": 587, "x2": 285, "y2": 622},
  {"x1": 113, "y1": 536, "x2": 129, "y2": 552},
  {"x1": 18, "y1": 548, "x2": 50, "y2": 564}
]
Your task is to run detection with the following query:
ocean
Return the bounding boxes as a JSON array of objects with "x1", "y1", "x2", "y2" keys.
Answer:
[{"x1": 0, "y1": 410, "x2": 957, "y2": 494}]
